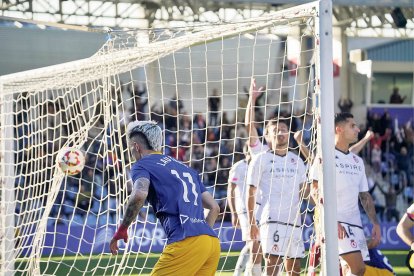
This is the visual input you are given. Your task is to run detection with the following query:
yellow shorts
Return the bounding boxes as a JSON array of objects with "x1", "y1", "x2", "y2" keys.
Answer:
[
  {"x1": 151, "y1": 235, "x2": 220, "y2": 276},
  {"x1": 364, "y1": 265, "x2": 393, "y2": 276}
]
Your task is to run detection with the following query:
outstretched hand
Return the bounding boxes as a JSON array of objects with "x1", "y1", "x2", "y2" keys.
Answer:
[
  {"x1": 110, "y1": 225, "x2": 129, "y2": 255},
  {"x1": 249, "y1": 77, "x2": 265, "y2": 100}
]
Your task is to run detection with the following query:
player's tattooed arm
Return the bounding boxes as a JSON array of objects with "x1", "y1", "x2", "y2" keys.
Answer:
[
  {"x1": 121, "y1": 177, "x2": 150, "y2": 228},
  {"x1": 359, "y1": 191, "x2": 381, "y2": 246},
  {"x1": 359, "y1": 191, "x2": 379, "y2": 225}
]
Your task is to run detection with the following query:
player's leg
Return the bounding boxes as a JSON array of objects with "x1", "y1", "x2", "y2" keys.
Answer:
[
  {"x1": 340, "y1": 252, "x2": 365, "y2": 276},
  {"x1": 260, "y1": 223, "x2": 286, "y2": 276},
  {"x1": 285, "y1": 227, "x2": 304, "y2": 276},
  {"x1": 234, "y1": 243, "x2": 250, "y2": 276},
  {"x1": 245, "y1": 205, "x2": 264, "y2": 276},
  {"x1": 338, "y1": 222, "x2": 368, "y2": 276},
  {"x1": 307, "y1": 243, "x2": 321, "y2": 276},
  {"x1": 234, "y1": 212, "x2": 251, "y2": 276},
  {"x1": 265, "y1": 254, "x2": 283, "y2": 276},
  {"x1": 246, "y1": 240, "x2": 262, "y2": 276},
  {"x1": 285, "y1": 258, "x2": 301, "y2": 276}
]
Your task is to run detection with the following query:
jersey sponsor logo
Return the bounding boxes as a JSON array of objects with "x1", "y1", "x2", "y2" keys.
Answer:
[
  {"x1": 336, "y1": 162, "x2": 362, "y2": 174},
  {"x1": 179, "y1": 214, "x2": 206, "y2": 224},
  {"x1": 269, "y1": 167, "x2": 297, "y2": 174},
  {"x1": 180, "y1": 214, "x2": 189, "y2": 224},
  {"x1": 190, "y1": 218, "x2": 206, "y2": 223}
]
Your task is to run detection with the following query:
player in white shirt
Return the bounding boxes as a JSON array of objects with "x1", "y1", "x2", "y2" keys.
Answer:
[
  {"x1": 227, "y1": 143, "x2": 252, "y2": 276},
  {"x1": 309, "y1": 112, "x2": 381, "y2": 276},
  {"x1": 246, "y1": 118, "x2": 308, "y2": 276}
]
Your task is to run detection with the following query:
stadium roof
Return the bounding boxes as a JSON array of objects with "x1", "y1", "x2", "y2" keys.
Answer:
[{"x1": 0, "y1": 0, "x2": 413, "y2": 37}]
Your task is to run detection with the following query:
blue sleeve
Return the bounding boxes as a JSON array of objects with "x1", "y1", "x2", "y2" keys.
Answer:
[{"x1": 130, "y1": 163, "x2": 151, "y2": 183}]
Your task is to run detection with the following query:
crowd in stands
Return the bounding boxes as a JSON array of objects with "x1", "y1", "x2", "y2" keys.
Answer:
[
  {"x1": 13, "y1": 82, "x2": 413, "y2": 229},
  {"x1": 359, "y1": 110, "x2": 413, "y2": 223}
]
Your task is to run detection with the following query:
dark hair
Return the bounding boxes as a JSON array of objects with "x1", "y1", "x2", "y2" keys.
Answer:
[
  {"x1": 130, "y1": 131, "x2": 152, "y2": 150},
  {"x1": 334, "y1": 112, "x2": 353, "y2": 126},
  {"x1": 266, "y1": 117, "x2": 290, "y2": 129}
]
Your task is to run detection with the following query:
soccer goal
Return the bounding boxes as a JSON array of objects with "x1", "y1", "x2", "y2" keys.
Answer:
[{"x1": 0, "y1": 1, "x2": 337, "y2": 275}]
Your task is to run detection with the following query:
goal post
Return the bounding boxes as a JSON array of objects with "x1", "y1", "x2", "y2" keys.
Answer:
[
  {"x1": 0, "y1": 1, "x2": 338, "y2": 275},
  {"x1": 317, "y1": 1, "x2": 340, "y2": 275},
  {"x1": 0, "y1": 90, "x2": 16, "y2": 276}
]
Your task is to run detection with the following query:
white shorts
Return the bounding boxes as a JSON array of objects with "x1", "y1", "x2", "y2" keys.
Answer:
[
  {"x1": 238, "y1": 212, "x2": 249, "y2": 241},
  {"x1": 260, "y1": 222, "x2": 305, "y2": 259},
  {"x1": 338, "y1": 222, "x2": 370, "y2": 264}
]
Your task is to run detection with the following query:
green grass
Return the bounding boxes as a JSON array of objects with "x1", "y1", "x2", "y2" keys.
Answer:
[{"x1": 15, "y1": 251, "x2": 411, "y2": 275}]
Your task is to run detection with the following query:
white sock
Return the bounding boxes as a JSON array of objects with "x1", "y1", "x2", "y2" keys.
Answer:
[
  {"x1": 244, "y1": 263, "x2": 261, "y2": 276},
  {"x1": 234, "y1": 244, "x2": 250, "y2": 276},
  {"x1": 252, "y1": 264, "x2": 261, "y2": 276}
]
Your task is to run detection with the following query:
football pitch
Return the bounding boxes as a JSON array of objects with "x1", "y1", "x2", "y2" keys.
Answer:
[{"x1": 15, "y1": 250, "x2": 411, "y2": 275}]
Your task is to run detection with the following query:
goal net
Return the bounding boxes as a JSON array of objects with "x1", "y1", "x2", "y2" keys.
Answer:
[{"x1": 0, "y1": 1, "x2": 330, "y2": 275}]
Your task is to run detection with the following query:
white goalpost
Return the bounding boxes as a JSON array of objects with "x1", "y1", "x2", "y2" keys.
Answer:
[{"x1": 0, "y1": 1, "x2": 337, "y2": 275}]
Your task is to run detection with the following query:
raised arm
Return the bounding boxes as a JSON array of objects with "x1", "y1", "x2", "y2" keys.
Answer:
[
  {"x1": 350, "y1": 130, "x2": 374, "y2": 154},
  {"x1": 245, "y1": 77, "x2": 264, "y2": 147},
  {"x1": 110, "y1": 177, "x2": 150, "y2": 254},
  {"x1": 294, "y1": 130, "x2": 310, "y2": 159},
  {"x1": 359, "y1": 192, "x2": 381, "y2": 247},
  {"x1": 202, "y1": 191, "x2": 220, "y2": 227}
]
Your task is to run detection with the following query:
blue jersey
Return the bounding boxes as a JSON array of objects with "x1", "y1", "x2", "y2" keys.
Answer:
[
  {"x1": 367, "y1": 249, "x2": 395, "y2": 274},
  {"x1": 130, "y1": 153, "x2": 217, "y2": 244}
]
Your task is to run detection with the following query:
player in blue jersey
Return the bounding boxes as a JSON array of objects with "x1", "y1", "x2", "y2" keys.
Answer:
[{"x1": 110, "y1": 120, "x2": 221, "y2": 276}]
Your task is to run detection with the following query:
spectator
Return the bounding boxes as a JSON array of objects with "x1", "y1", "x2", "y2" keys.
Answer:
[
  {"x1": 376, "y1": 181, "x2": 405, "y2": 222},
  {"x1": 208, "y1": 88, "x2": 221, "y2": 126},
  {"x1": 389, "y1": 87, "x2": 406, "y2": 104},
  {"x1": 337, "y1": 96, "x2": 353, "y2": 113}
]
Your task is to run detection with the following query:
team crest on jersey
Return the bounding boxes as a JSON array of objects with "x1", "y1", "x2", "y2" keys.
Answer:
[
  {"x1": 291, "y1": 158, "x2": 295, "y2": 163},
  {"x1": 352, "y1": 155, "x2": 359, "y2": 163},
  {"x1": 272, "y1": 244, "x2": 279, "y2": 252},
  {"x1": 350, "y1": 239, "x2": 357, "y2": 248}
]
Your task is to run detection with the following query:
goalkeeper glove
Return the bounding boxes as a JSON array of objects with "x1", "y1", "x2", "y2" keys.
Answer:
[
  {"x1": 406, "y1": 250, "x2": 414, "y2": 272},
  {"x1": 113, "y1": 224, "x2": 128, "y2": 242}
]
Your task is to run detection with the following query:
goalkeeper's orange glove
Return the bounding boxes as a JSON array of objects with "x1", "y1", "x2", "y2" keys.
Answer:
[
  {"x1": 113, "y1": 224, "x2": 128, "y2": 243},
  {"x1": 406, "y1": 250, "x2": 414, "y2": 272}
]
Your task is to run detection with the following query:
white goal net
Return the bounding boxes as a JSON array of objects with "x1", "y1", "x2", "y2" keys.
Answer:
[{"x1": 0, "y1": 1, "x2": 334, "y2": 275}]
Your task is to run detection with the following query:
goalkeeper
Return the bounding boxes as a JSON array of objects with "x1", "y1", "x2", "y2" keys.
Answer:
[
  {"x1": 110, "y1": 120, "x2": 221, "y2": 276},
  {"x1": 397, "y1": 203, "x2": 414, "y2": 272}
]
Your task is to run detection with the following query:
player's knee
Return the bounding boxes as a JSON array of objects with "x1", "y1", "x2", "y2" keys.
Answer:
[{"x1": 348, "y1": 263, "x2": 365, "y2": 276}]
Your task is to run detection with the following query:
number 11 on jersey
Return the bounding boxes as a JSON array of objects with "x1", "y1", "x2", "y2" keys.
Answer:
[{"x1": 171, "y1": 169, "x2": 199, "y2": 206}]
